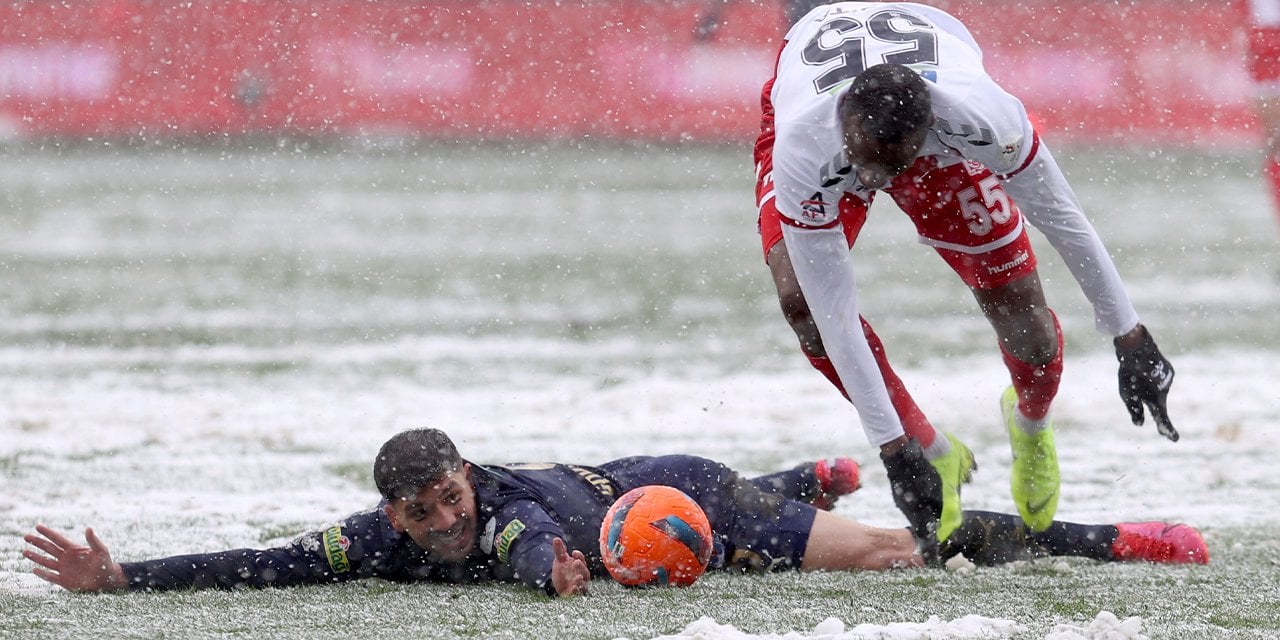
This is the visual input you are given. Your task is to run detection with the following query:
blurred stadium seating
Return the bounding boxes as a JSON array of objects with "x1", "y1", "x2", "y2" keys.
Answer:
[{"x1": 0, "y1": 0, "x2": 1256, "y2": 146}]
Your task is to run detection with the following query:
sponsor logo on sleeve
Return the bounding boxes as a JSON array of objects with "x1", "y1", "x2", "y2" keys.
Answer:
[
  {"x1": 495, "y1": 519, "x2": 526, "y2": 564},
  {"x1": 479, "y1": 517, "x2": 497, "y2": 555},
  {"x1": 322, "y1": 526, "x2": 352, "y2": 574},
  {"x1": 800, "y1": 192, "x2": 828, "y2": 222}
]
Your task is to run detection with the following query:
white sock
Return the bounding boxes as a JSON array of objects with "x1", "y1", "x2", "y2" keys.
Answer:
[
  {"x1": 922, "y1": 433, "x2": 952, "y2": 461},
  {"x1": 1014, "y1": 410, "x2": 1051, "y2": 435}
]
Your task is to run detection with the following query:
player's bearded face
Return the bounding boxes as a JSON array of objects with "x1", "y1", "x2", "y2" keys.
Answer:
[{"x1": 385, "y1": 465, "x2": 478, "y2": 563}]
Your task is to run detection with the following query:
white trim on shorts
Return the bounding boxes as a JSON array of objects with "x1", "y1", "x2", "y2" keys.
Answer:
[{"x1": 916, "y1": 216, "x2": 1024, "y2": 254}]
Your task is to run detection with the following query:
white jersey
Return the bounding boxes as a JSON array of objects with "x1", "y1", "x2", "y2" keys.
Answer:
[
  {"x1": 766, "y1": 2, "x2": 1139, "y2": 446},
  {"x1": 770, "y1": 2, "x2": 1032, "y2": 228}
]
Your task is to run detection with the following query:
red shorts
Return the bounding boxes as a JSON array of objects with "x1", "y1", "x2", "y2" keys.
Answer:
[
  {"x1": 1248, "y1": 27, "x2": 1280, "y2": 84},
  {"x1": 756, "y1": 147, "x2": 1038, "y2": 290},
  {"x1": 752, "y1": 44, "x2": 1036, "y2": 291}
]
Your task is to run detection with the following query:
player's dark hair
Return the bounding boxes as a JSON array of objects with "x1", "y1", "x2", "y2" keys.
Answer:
[
  {"x1": 374, "y1": 428, "x2": 464, "y2": 501},
  {"x1": 840, "y1": 63, "x2": 931, "y2": 144}
]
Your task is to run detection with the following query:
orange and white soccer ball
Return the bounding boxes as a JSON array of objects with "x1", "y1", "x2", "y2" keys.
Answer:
[{"x1": 598, "y1": 485, "x2": 713, "y2": 587}]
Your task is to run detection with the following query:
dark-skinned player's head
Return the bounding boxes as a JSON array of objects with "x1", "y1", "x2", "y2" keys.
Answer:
[{"x1": 840, "y1": 63, "x2": 933, "y2": 189}]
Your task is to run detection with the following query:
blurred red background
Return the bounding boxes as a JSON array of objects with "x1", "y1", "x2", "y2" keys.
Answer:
[{"x1": 0, "y1": 0, "x2": 1257, "y2": 147}]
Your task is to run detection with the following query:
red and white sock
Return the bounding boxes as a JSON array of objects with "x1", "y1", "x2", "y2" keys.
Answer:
[{"x1": 1000, "y1": 310, "x2": 1064, "y2": 434}]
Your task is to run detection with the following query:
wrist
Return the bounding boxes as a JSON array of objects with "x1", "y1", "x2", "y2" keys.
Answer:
[
  {"x1": 1113, "y1": 324, "x2": 1148, "y2": 353},
  {"x1": 879, "y1": 435, "x2": 912, "y2": 459},
  {"x1": 106, "y1": 562, "x2": 128, "y2": 592}
]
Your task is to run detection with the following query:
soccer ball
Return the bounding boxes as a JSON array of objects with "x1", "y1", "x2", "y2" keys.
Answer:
[{"x1": 598, "y1": 485, "x2": 713, "y2": 587}]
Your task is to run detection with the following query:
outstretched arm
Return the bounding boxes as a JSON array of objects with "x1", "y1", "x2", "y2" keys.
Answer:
[
  {"x1": 999, "y1": 145, "x2": 1140, "y2": 339},
  {"x1": 487, "y1": 498, "x2": 597, "y2": 596},
  {"x1": 778, "y1": 224, "x2": 905, "y2": 445},
  {"x1": 23, "y1": 525, "x2": 127, "y2": 593},
  {"x1": 25, "y1": 508, "x2": 399, "y2": 592},
  {"x1": 1001, "y1": 144, "x2": 1178, "y2": 440}
]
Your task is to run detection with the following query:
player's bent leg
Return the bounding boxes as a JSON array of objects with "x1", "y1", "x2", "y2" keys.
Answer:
[
  {"x1": 1003, "y1": 386, "x2": 1060, "y2": 531},
  {"x1": 746, "y1": 458, "x2": 861, "y2": 510},
  {"x1": 974, "y1": 274, "x2": 1062, "y2": 532},
  {"x1": 800, "y1": 509, "x2": 922, "y2": 571},
  {"x1": 984, "y1": 277, "x2": 1063, "y2": 423},
  {"x1": 894, "y1": 161, "x2": 1062, "y2": 534}
]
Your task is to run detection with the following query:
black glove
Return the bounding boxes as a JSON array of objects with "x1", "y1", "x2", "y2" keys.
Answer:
[
  {"x1": 1115, "y1": 325, "x2": 1178, "y2": 442},
  {"x1": 881, "y1": 439, "x2": 943, "y2": 565}
]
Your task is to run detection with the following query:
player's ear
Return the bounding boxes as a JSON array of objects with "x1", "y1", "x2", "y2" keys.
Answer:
[{"x1": 384, "y1": 503, "x2": 406, "y2": 533}]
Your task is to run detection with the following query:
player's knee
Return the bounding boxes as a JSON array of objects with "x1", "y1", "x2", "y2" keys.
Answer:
[
  {"x1": 775, "y1": 280, "x2": 807, "y2": 320},
  {"x1": 997, "y1": 309, "x2": 1058, "y2": 364}
]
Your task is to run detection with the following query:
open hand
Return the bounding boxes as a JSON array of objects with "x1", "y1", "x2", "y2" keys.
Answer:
[
  {"x1": 550, "y1": 537, "x2": 590, "y2": 597},
  {"x1": 23, "y1": 524, "x2": 127, "y2": 593}
]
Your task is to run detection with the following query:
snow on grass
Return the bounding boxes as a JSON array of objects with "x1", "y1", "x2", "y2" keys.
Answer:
[{"x1": 2, "y1": 346, "x2": 1278, "y2": 639}]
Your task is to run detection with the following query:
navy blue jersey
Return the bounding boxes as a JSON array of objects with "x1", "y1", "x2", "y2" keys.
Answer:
[{"x1": 119, "y1": 455, "x2": 818, "y2": 594}]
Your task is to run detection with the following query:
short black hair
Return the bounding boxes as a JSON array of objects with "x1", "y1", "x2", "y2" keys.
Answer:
[
  {"x1": 840, "y1": 63, "x2": 932, "y2": 144},
  {"x1": 373, "y1": 428, "x2": 464, "y2": 501}
]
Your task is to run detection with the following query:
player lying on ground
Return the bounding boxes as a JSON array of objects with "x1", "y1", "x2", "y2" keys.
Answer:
[{"x1": 23, "y1": 428, "x2": 1208, "y2": 598}]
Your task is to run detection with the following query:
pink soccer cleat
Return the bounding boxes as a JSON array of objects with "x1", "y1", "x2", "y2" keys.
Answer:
[
  {"x1": 812, "y1": 458, "x2": 861, "y2": 510},
  {"x1": 1112, "y1": 522, "x2": 1209, "y2": 565}
]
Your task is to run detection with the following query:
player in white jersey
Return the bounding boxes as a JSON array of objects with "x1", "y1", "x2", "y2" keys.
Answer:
[
  {"x1": 753, "y1": 2, "x2": 1179, "y2": 561},
  {"x1": 1247, "y1": 0, "x2": 1280, "y2": 232}
]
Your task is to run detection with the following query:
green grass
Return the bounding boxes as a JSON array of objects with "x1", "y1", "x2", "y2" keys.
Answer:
[
  {"x1": 3, "y1": 142, "x2": 1278, "y2": 639},
  {"x1": 4, "y1": 536, "x2": 1277, "y2": 639}
]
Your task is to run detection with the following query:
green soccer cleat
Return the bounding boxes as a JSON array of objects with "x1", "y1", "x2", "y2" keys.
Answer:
[
  {"x1": 929, "y1": 431, "x2": 976, "y2": 542},
  {"x1": 1003, "y1": 386, "x2": 1060, "y2": 532}
]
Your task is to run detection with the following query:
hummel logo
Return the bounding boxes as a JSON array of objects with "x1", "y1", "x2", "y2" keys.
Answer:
[
  {"x1": 1151, "y1": 361, "x2": 1173, "y2": 390},
  {"x1": 936, "y1": 117, "x2": 995, "y2": 147}
]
